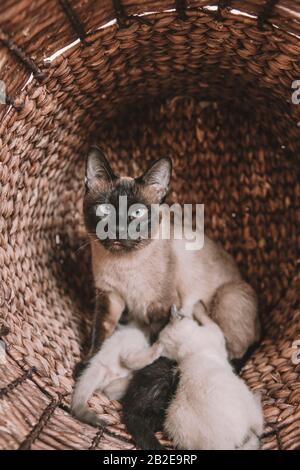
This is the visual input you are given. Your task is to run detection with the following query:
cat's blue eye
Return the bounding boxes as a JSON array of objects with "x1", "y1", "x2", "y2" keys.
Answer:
[
  {"x1": 96, "y1": 204, "x2": 112, "y2": 217},
  {"x1": 129, "y1": 207, "x2": 148, "y2": 218}
]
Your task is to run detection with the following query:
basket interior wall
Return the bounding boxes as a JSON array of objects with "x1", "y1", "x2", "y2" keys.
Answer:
[{"x1": 0, "y1": 5, "x2": 300, "y2": 450}]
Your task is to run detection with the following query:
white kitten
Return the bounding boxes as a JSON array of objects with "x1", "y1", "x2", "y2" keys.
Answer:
[
  {"x1": 71, "y1": 322, "x2": 149, "y2": 426},
  {"x1": 123, "y1": 304, "x2": 263, "y2": 450}
]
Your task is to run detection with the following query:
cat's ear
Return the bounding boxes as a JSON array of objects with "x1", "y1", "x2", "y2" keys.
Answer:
[
  {"x1": 85, "y1": 147, "x2": 116, "y2": 189},
  {"x1": 137, "y1": 157, "x2": 172, "y2": 201}
]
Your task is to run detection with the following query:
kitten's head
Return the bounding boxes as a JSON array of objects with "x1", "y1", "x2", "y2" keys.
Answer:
[
  {"x1": 158, "y1": 316, "x2": 199, "y2": 359},
  {"x1": 83, "y1": 147, "x2": 172, "y2": 253},
  {"x1": 159, "y1": 313, "x2": 226, "y2": 360}
]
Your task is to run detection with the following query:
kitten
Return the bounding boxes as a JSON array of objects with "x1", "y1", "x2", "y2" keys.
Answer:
[
  {"x1": 120, "y1": 332, "x2": 256, "y2": 450},
  {"x1": 121, "y1": 357, "x2": 179, "y2": 450},
  {"x1": 83, "y1": 146, "x2": 260, "y2": 361},
  {"x1": 123, "y1": 304, "x2": 264, "y2": 450},
  {"x1": 71, "y1": 321, "x2": 149, "y2": 426}
]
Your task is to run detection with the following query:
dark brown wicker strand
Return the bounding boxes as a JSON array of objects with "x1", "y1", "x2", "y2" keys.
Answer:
[
  {"x1": 58, "y1": 0, "x2": 87, "y2": 44},
  {"x1": 0, "y1": 28, "x2": 45, "y2": 80},
  {"x1": 257, "y1": 0, "x2": 280, "y2": 30},
  {"x1": 89, "y1": 424, "x2": 107, "y2": 450},
  {"x1": 175, "y1": 0, "x2": 188, "y2": 20},
  {"x1": 3, "y1": 89, "x2": 24, "y2": 111},
  {"x1": 218, "y1": 0, "x2": 232, "y2": 6},
  {"x1": 18, "y1": 395, "x2": 63, "y2": 450},
  {"x1": 112, "y1": 0, "x2": 127, "y2": 27},
  {"x1": 111, "y1": 0, "x2": 152, "y2": 27},
  {"x1": 0, "y1": 368, "x2": 36, "y2": 399},
  {"x1": 275, "y1": 429, "x2": 284, "y2": 451},
  {"x1": 216, "y1": 0, "x2": 233, "y2": 20}
]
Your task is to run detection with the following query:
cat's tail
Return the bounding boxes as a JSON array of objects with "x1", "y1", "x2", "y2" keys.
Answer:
[{"x1": 123, "y1": 414, "x2": 165, "y2": 450}]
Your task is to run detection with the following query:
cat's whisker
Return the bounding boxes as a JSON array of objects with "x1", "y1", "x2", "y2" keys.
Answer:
[
  {"x1": 75, "y1": 235, "x2": 99, "y2": 254},
  {"x1": 75, "y1": 240, "x2": 91, "y2": 253}
]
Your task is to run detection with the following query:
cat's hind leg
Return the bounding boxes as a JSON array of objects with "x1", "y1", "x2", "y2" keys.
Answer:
[
  {"x1": 71, "y1": 356, "x2": 109, "y2": 426},
  {"x1": 104, "y1": 376, "x2": 132, "y2": 400},
  {"x1": 209, "y1": 280, "x2": 260, "y2": 359}
]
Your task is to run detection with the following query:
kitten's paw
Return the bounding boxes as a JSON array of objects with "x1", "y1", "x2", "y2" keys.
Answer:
[
  {"x1": 152, "y1": 342, "x2": 164, "y2": 359},
  {"x1": 72, "y1": 405, "x2": 104, "y2": 428},
  {"x1": 121, "y1": 351, "x2": 139, "y2": 369},
  {"x1": 181, "y1": 306, "x2": 193, "y2": 317}
]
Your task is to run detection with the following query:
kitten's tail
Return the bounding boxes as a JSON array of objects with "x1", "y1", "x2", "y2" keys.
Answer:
[{"x1": 123, "y1": 414, "x2": 165, "y2": 450}]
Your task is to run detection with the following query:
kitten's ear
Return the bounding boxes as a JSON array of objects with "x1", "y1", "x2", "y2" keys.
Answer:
[
  {"x1": 170, "y1": 305, "x2": 178, "y2": 320},
  {"x1": 170, "y1": 304, "x2": 182, "y2": 321},
  {"x1": 85, "y1": 147, "x2": 116, "y2": 189},
  {"x1": 137, "y1": 157, "x2": 172, "y2": 200}
]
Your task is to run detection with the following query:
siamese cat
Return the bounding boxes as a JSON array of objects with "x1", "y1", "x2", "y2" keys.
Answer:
[
  {"x1": 73, "y1": 147, "x2": 260, "y2": 426},
  {"x1": 122, "y1": 304, "x2": 264, "y2": 450},
  {"x1": 83, "y1": 146, "x2": 260, "y2": 359}
]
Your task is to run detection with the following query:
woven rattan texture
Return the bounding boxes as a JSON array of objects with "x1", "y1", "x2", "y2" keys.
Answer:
[{"x1": 0, "y1": 0, "x2": 299, "y2": 450}]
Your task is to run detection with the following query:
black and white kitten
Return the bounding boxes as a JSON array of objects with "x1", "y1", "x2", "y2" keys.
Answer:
[{"x1": 121, "y1": 357, "x2": 179, "y2": 450}]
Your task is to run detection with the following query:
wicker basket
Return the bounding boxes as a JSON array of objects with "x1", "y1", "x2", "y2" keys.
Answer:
[{"x1": 0, "y1": 0, "x2": 299, "y2": 450}]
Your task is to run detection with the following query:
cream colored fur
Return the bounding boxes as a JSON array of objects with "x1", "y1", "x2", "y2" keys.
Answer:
[
  {"x1": 92, "y1": 229, "x2": 259, "y2": 358},
  {"x1": 123, "y1": 304, "x2": 264, "y2": 450}
]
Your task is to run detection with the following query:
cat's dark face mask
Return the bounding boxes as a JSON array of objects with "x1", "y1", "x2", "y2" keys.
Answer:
[{"x1": 83, "y1": 147, "x2": 172, "y2": 254}]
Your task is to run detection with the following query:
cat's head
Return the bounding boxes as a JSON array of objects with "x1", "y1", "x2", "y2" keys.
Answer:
[
  {"x1": 83, "y1": 147, "x2": 172, "y2": 253},
  {"x1": 159, "y1": 311, "x2": 226, "y2": 360},
  {"x1": 158, "y1": 315, "x2": 198, "y2": 359}
]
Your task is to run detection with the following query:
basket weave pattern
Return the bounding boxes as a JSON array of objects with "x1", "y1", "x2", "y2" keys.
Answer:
[{"x1": 0, "y1": 0, "x2": 299, "y2": 450}]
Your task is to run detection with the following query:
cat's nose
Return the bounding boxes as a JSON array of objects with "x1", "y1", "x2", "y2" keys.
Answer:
[{"x1": 116, "y1": 224, "x2": 127, "y2": 239}]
